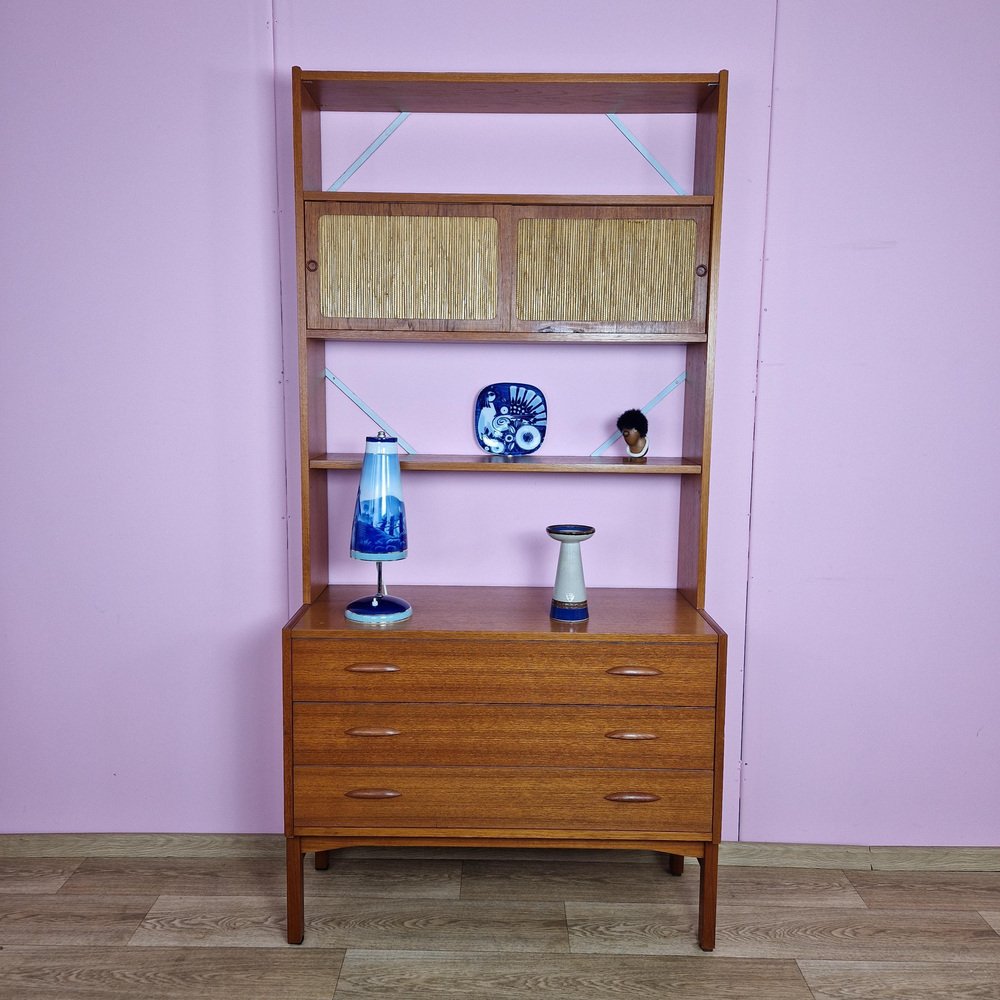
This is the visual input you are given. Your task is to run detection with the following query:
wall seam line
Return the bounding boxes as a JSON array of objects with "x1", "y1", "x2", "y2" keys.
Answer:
[{"x1": 737, "y1": 0, "x2": 781, "y2": 844}]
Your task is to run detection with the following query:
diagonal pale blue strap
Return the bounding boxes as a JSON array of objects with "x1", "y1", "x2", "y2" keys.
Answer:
[
  {"x1": 324, "y1": 369, "x2": 417, "y2": 454},
  {"x1": 591, "y1": 371, "x2": 687, "y2": 456},
  {"x1": 328, "y1": 111, "x2": 411, "y2": 192},
  {"x1": 606, "y1": 113, "x2": 687, "y2": 195}
]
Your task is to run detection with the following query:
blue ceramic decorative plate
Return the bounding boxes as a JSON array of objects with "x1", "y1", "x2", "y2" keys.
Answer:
[{"x1": 474, "y1": 383, "x2": 547, "y2": 456}]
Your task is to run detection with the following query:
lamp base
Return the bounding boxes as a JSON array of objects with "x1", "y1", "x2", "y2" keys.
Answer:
[
  {"x1": 345, "y1": 592, "x2": 412, "y2": 625},
  {"x1": 550, "y1": 598, "x2": 589, "y2": 623}
]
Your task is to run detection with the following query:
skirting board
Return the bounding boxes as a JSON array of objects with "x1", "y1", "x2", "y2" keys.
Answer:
[{"x1": 1, "y1": 834, "x2": 998, "y2": 871}]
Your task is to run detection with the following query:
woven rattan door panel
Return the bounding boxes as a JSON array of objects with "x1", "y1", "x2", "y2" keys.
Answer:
[
  {"x1": 304, "y1": 200, "x2": 711, "y2": 339},
  {"x1": 304, "y1": 201, "x2": 505, "y2": 333},
  {"x1": 513, "y1": 205, "x2": 711, "y2": 337}
]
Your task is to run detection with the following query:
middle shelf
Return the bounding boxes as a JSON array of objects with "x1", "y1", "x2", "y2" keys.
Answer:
[{"x1": 310, "y1": 453, "x2": 702, "y2": 474}]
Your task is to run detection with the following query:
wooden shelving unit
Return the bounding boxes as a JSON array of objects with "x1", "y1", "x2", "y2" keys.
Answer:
[{"x1": 283, "y1": 68, "x2": 729, "y2": 951}]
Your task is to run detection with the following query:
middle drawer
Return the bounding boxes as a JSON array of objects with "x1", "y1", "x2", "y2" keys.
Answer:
[{"x1": 293, "y1": 703, "x2": 715, "y2": 769}]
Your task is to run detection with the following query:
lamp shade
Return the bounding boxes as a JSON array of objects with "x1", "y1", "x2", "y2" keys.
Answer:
[{"x1": 350, "y1": 434, "x2": 407, "y2": 562}]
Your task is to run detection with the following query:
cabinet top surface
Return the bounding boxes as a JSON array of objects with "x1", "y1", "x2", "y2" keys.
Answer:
[
  {"x1": 287, "y1": 586, "x2": 721, "y2": 641},
  {"x1": 295, "y1": 69, "x2": 726, "y2": 115}
]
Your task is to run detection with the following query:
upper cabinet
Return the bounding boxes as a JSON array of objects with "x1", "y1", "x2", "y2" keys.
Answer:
[
  {"x1": 303, "y1": 199, "x2": 711, "y2": 341},
  {"x1": 293, "y1": 71, "x2": 727, "y2": 349}
]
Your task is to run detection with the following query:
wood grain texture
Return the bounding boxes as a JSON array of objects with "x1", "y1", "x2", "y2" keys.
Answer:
[
  {"x1": 845, "y1": 870, "x2": 1000, "y2": 910},
  {"x1": 311, "y1": 453, "x2": 702, "y2": 474},
  {"x1": 4, "y1": 836, "x2": 998, "y2": 870},
  {"x1": 566, "y1": 902, "x2": 1000, "y2": 960},
  {"x1": 0, "y1": 834, "x2": 285, "y2": 858},
  {"x1": 56, "y1": 856, "x2": 461, "y2": 900},
  {"x1": 291, "y1": 636, "x2": 718, "y2": 706},
  {"x1": 299, "y1": 71, "x2": 723, "y2": 116},
  {"x1": 720, "y1": 841, "x2": 874, "y2": 870},
  {"x1": 869, "y1": 846, "x2": 1000, "y2": 871},
  {"x1": 0, "y1": 947, "x2": 343, "y2": 1000},
  {"x1": 459, "y1": 860, "x2": 865, "y2": 908},
  {"x1": 334, "y1": 950, "x2": 814, "y2": 999},
  {"x1": 293, "y1": 765, "x2": 713, "y2": 834},
  {"x1": 287, "y1": 585, "x2": 722, "y2": 640},
  {"x1": 132, "y1": 896, "x2": 569, "y2": 952},
  {"x1": 3, "y1": 850, "x2": 1000, "y2": 996},
  {"x1": 0, "y1": 893, "x2": 156, "y2": 945},
  {"x1": 799, "y1": 960, "x2": 1000, "y2": 1000},
  {"x1": 0, "y1": 858, "x2": 81, "y2": 893},
  {"x1": 294, "y1": 702, "x2": 715, "y2": 768}
]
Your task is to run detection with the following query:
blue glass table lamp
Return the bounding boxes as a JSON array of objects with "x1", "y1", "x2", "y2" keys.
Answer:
[{"x1": 345, "y1": 432, "x2": 412, "y2": 624}]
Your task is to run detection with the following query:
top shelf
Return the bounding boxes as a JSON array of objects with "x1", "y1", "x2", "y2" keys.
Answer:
[{"x1": 297, "y1": 70, "x2": 725, "y2": 115}]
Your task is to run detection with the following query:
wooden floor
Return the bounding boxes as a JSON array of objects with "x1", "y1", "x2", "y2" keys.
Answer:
[{"x1": 2, "y1": 838, "x2": 1000, "y2": 998}]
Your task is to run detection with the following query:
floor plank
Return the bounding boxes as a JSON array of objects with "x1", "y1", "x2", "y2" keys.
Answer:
[
  {"x1": 0, "y1": 894, "x2": 156, "y2": 946},
  {"x1": 460, "y1": 860, "x2": 865, "y2": 908},
  {"x1": 58, "y1": 855, "x2": 461, "y2": 899},
  {"x1": 566, "y1": 902, "x2": 1000, "y2": 961},
  {"x1": 308, "y1": 856, "x2": 462, "y2": 898},
  {"x1": 845, "y1": 869, "x2": 1000, "y2": 909},
  {"x1": 333, "y1": 949, "x2": 816, "y2": 999},
  {"x1": 0, "y1": 835, "x2": 284, "y2": 859},
  {"x1": 799, "y1": 959, "x2": 1000, "y2": 999},
  {"x1": 721, "y1": 842, "x2": 874, "y2": 870},
  {"x1": 0, "y1": 859, "x2": 82, "y2": 894},
  {"x1": 0, "y1": 946, "x2": 342, "y2": 999},
  {"x1": 130, "y1": 895, "x2": 571, "y2": 952},
  {"x1": 869, "y1": 846, "x2": 1000, "y2": 871}
]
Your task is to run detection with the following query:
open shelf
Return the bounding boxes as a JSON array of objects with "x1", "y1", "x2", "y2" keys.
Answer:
[
  {"x1": 310, "y1": 453, "x2": 702, "y2": 474},
  {"x1": 293, "y1": 584, "x2": 718, "y2": 639}
]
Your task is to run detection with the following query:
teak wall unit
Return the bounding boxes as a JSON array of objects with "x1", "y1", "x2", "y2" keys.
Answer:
[{"x1": 283, "y1": 69, "x2": 728, "y2": 951}]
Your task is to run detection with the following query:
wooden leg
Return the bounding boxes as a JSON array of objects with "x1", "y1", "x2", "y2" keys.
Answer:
[
  {"x1": 314, "y1": 850, "x2": 330, "y2": 870},
  {"x1": 285, "y1": 837, "x2": 305, "y2": 945},
  {"x1": 697, "y1": 842, "x2": 718, "y2": 951},
  {"x1": 667, "y1": 852, "x2": 685, "y2": 876}
]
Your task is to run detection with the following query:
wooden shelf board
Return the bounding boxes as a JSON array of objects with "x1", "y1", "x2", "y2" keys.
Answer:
[
  {"x1": 305, "y1": 330, "x2": 709, "y2": 344},
  {"x1": 310, "y1": 453, "x2": 702, "y2": 474},
  {"x1": 298, "y1": 70, "x2": 723, "y2": 115},
  {"x1": 288, "y1": 585, "x2": 721, "y2": 641},
  {"x1": 302, "y1": 191, "x2": 714, "y2": 207}
]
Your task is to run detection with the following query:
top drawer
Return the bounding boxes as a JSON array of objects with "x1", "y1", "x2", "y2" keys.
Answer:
[{"x1": 291, "y1": 638, "x2": 717, "y2": 707}]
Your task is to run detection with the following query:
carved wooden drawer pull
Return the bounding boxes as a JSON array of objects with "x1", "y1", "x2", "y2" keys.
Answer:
[
  {"x1": 605, "y1": 665, "x2": 662, "y2": 677},
  {"x1": 605, "y1": 730, "x2": 659, "y2": 740},
  {"x1": 605, "y1": 791, "x2": 661, "y2": 803},
  {"x1": 345, "y1": 788, "x2": 401, "y2": 799},
  {"x1": 345, "y1": 662, "x2": 400, "y2": 673},
  {"x1": 345, "y1": 727, "x2": 401, "y2": 737}
]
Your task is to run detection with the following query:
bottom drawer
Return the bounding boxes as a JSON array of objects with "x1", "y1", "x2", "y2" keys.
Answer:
[{"x1": 293, "y1": 766, "x2": 713, "y2": 835}]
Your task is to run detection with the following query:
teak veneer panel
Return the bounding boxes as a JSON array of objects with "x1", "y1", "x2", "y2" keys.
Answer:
[
  {"x1": 293, "y1": 703, "x2": 716, "y2": 769},
  {"x1": 289, "y1": 585, "x2": 721, "y2": 639},
  {"x1": 292, "y1": 637, "x2": 716, "y2": 706},
  {"x1": 293, "y1": 766, "x2": 714, "y2": 834},
  {"x1": 286, "y1": 68, "x2": 729, "y2": 953},
  {"x1": 299, "y1": 71, "x2": 723, "y2": 115}
]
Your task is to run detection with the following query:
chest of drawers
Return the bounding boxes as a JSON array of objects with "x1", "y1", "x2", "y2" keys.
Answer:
[{"x1": 283, "y1": 584, "x2": 726, "y2": 950}]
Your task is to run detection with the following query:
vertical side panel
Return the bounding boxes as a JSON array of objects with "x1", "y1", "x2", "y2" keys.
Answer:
[
  {"x1": 681, "y1": 72, "x2": 728, "y2": 607},
  {"x1": 294, "y1": 72, "x2": 329, "y2": 601}
]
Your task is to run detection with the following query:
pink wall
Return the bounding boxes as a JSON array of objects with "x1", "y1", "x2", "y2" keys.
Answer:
[
  {"x1": 2, "y1": 0, "x2": 996, "y2": 846},
  {"x1": 1, "y1": 0, "x2": 287, "y2": 832},
  {"x1": 740, "y1": 0, "x2": 1000, "y2": 845}
]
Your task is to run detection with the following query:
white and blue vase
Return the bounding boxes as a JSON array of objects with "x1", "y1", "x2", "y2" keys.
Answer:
[{"x1": 547, "y1": 524, "x2": 596, "y2": 622}]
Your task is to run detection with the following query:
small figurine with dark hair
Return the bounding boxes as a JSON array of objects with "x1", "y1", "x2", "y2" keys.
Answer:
[{"x1": 617, "y1": 408, "x2": 649, "y2": 459}]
